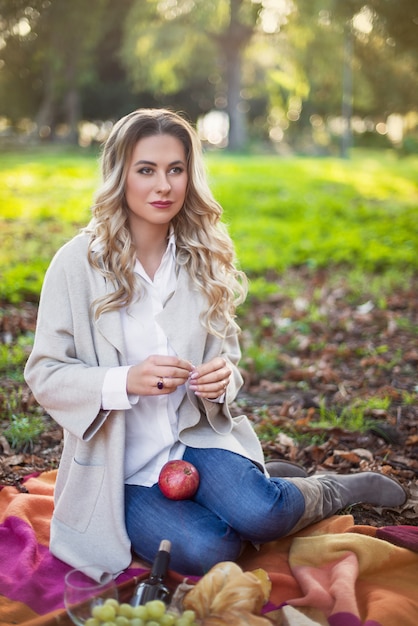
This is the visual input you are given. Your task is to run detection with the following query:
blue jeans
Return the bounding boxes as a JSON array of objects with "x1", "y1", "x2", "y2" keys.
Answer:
[{"x1": 124, "y1": 447, "x2": 305, "y2": 576}]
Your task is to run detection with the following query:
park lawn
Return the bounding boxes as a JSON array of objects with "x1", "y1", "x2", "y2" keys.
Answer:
[
  {"x1": 0, "y1": 146, "x2": 417, "y2": 303},
  {"x1": 207, "y1": 150, "x2": 418, "y2": 276}
]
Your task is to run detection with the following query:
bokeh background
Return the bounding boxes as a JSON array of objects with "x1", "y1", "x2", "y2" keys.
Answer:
[{"x1": 1, "y1": 0, "x2": 417, "y2": 155}]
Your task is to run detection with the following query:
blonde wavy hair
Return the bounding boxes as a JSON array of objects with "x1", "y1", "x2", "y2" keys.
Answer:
[{"x1": 85, "y1": 108, "x2": 247, "y2": 336}]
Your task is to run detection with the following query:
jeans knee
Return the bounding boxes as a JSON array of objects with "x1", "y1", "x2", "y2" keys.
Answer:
[{"x1": 231, "y1": 483, "x2": 306, "y2": 542}]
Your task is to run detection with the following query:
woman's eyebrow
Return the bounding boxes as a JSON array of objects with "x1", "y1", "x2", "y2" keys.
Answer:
[{"x1": 133, "y1": 159, "x2": 185, "y2": 167}]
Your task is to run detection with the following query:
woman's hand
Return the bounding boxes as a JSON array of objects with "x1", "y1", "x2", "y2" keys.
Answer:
[
  {"x1": 189, "y1": 357, "x2": 231, "y2": 400},
  {"x1": 126, "y1": 355, "x2": 194, "y2": 396}
]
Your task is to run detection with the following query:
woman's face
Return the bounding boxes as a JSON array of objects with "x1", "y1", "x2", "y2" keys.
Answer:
[{"x1": 125, "y1": 133, "x2": 188, "y2": 232}]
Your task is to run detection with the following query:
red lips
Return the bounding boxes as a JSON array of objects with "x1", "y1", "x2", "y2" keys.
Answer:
[{"x1": 151, "y1": 201, "x2": 173, "y2": 208}]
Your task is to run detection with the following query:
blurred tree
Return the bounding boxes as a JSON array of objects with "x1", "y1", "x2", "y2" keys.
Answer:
[
  {"x1": 282, "y1": 0, "x2": 418, "y2": 152},
  {"x1": 325, "y1": 0, "x2": 418, "y2": 118},
  {"x1": 349, "y1": 0, "x2": 418, "y2": 116},
  {"x1": 0, "y1": 0, "x2": 45, "y2": 124},
  {"x1": 121, "y1": 0, "x2": 277, "y2": 150},
  {"x1": 33, "y1": 0, "x2": 111, "y2": 142},
  {"x1": 120, "y1": 0, "x2": 216, "y2": 122},
  {"x1": 0, "y1": 0, "x2": 133, "y2": 141},
  {"x1": 121, "y1": 0, "x2": 417, "y2": 151},
  {"x1": 80, "y1": 0, "x2": 139, "y2": 121},
  {"x1": 1, "y1": 0, "x2": 416, "y2": 148}
]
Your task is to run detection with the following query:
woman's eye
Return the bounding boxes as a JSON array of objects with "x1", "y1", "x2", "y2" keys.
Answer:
[{"x1": 136, "y1": 166, "x2": 184, "y2": 175}]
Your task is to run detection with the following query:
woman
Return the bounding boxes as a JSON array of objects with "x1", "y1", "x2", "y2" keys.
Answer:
[{"x1": 25, "y1": 109, "x2": 406, "y2": 581}]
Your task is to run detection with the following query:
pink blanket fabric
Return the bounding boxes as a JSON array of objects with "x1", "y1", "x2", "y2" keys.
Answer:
[
  {"x1": 0, "y1": 472, "x2": 147, "y2": 625},
  {"x1": 1, "y1": 471, "x2": 418, "y2": 626}
]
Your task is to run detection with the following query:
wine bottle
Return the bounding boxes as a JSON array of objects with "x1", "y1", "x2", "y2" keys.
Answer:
[{"x1": 130, "y1": 539, "x2": 172, "y2": 606}]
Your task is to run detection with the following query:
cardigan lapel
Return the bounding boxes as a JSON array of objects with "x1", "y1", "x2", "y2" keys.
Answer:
[
  {"x1": 156, "y1": 267, "x2": 208, "y2": 366},
  {"x1": 95, "y1": 308, "x2": 126, "y2": 362}
]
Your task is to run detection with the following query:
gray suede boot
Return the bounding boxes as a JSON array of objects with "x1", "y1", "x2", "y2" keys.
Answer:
[
  {"x1": 286, "y1": 472, "x2": 407, "y2": 534},
  {"x1": 265, "y1": 460, "x2": 308, "y2": 478}
]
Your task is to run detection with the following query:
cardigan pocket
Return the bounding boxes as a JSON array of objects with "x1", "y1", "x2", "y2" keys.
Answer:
[{"x1": 54, "y1": 458, "x2": 105, "y2": 533}]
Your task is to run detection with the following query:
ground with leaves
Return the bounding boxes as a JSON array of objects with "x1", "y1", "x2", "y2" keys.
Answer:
[{"x1": 1, "y1": 270, "x2": 417, "y2": 526}]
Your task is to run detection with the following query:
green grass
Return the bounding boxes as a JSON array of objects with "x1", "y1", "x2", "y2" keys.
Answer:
[
  {"x1": 0, "y1": 333, "x2": 34, "y2": 381},
  {"x1": 3, "y1": 411, "x2": 45, "y2": 451},
  {"x1": 1, "y1": 382, "x2": 46, "y2": 450},
  {"x1": 0, "y1": 147, "x2": 98, "y2": 302},
  {"x1": 208, "y1": 150, "x2": 418, "y2": 276},
  {"x1": 313, "y1": 396, "x2": 391, "y2": 432},
  {"x1": 0, "y1": 146, "x2": 417, "y2": 303}
]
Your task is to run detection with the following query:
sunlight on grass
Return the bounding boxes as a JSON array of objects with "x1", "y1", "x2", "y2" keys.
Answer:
[
  {"x1": 0, "y1": 149, "x2": 99, "y2": 221},
  {"x1": 208, "y1": 151, "x2": 418, "y2": 276},
  {"x1": 0, "y1": 147, "x2": 417, "y2": 302}
]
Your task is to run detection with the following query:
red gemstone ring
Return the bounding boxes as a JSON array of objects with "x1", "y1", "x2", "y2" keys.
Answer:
[{"x1": 157, "y1": 377, "x2": 164, "y2": 390}]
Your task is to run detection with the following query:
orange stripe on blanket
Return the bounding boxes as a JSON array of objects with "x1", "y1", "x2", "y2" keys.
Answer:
[
  {"x1": 0, "y1": 594, "x2": 38, "y2": 626},
  {"x1": 0, "y1": 471, "x2": 56, "y2": 546}
]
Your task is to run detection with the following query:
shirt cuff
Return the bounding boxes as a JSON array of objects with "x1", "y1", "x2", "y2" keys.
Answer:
[{"x1": 101, "y1": 366, "x2": 139, "y2": 410}]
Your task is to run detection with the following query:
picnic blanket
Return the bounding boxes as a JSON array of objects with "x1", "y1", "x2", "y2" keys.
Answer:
[{"x1": 1, "y1": 471, "x2": 417, "y2": 626}]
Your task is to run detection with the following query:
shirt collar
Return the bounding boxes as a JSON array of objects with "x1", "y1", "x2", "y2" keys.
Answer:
[
  {"x1": 91, "y1": 226, "x2": 176, "y2": 256},
  {"x1": 167, "y1": 226, "x2": 176, "y2": 259}
]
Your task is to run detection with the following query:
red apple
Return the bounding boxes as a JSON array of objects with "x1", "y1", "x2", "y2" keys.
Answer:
[{"x1": 158, "y1": 460, "x2": 200, "y2": 500}]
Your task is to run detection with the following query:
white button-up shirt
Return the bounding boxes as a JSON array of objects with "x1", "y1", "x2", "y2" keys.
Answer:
[{"x1": 101, "y1": 231, "x2": 186, "y2": 487}]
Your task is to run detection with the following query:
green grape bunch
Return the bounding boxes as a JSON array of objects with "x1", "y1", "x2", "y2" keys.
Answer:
[{"x1": 85, "y1": 598, "x2": 199, "y2": 626}]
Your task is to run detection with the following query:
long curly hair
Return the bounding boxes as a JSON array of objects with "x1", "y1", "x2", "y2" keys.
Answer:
[{"x1": 85, "y1": 108, "x2": 247, "y2": 336}]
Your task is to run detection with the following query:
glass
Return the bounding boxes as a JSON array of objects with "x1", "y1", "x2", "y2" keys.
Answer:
[{"x1": 64, "y1": 566, "x2": 118, "y2": 626}]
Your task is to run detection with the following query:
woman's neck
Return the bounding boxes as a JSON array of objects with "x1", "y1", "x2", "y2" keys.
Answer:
[{"x1": 133, "y1": 224, "x2": 170, "y2": 280}]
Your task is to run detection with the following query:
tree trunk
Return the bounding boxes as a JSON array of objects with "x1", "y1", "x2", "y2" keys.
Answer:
[
  {"x1": 64, "y1": 86, "x2": 81, "y2": 144},
  {"x1": 218, "y1": 0, "x2": 254, "y2": 151},
  {"x1": 35, "y1": 65, "x2": 56, "y2": 140},
  {"x1": 341, "y1": 23, "x2": 353, "y2": 159},
  {"x1": 64, "y1": 58, "x2": 81, "y2": 144},
  {"x1": 225, "y1": 46, "x2": 247, "y2": 151}
]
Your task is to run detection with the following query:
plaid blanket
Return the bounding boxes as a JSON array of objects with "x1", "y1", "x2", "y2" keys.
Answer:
[{"x1": 1, "y1": 471, "x2": 417, "y2": 626}]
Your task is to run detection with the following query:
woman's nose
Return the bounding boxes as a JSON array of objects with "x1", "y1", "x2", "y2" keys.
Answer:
[{"x1": 156, "y1": 172, "x2": 171, "y2": 193}]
